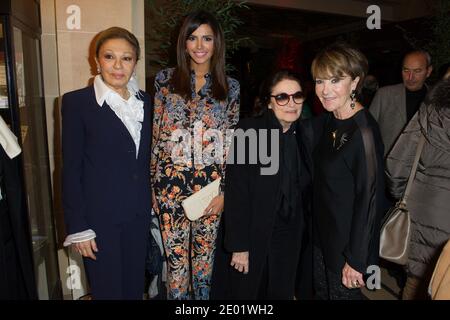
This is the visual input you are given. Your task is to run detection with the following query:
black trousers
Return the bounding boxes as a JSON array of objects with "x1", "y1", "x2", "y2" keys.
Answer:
[
  {"x1": 0, "y1": 199, "x2": 27, "y2": 299},
  {"x1": 212, "y1": 214, "x2": 301, "y2": 300},
  {"x1": 313, "y1": 246, "x2": 365, "y2": 300},
  {"x1": 84, "y1": 214, "x2": 150, "y2": 299},
  {"x1": 256, "y1": 216, "x2": 300, "y2": 300}
]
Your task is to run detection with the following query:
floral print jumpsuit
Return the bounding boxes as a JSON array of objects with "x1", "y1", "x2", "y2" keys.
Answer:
[{"x1": 151, "y1": 68, "x2": 240, "y2": 299}]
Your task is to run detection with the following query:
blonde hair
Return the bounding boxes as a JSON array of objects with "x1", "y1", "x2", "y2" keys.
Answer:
[{"x1": 311, "y1": 42, "x2": 368, "y2": 93}]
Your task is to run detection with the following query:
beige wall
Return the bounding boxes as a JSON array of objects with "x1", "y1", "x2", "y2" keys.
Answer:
[{"x1": 40, "y1": 0, "x2": 146, "y2": 300}]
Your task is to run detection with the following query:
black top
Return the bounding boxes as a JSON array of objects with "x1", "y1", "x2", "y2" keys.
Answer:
[
  {"x1": 267, "y1": 111, "x2": 301, "y2": 222},
  {"x1": 405, "y1": 86, "x2": 427, "y2": 123},
  {"x1": 312, "y1": 109, "x2": 385, "y2": 274}
]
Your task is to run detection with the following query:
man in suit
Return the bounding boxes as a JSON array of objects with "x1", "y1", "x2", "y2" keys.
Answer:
[{"x1": 370, "y1": 50, "x2": 432, "y2": 157}]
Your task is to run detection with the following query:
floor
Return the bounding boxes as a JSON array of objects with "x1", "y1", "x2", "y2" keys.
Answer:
[{"x1": 74, "y1": 266, "x2": 404, "y2": 300}]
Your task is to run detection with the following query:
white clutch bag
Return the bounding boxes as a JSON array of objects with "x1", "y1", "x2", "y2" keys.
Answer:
[{"x1": 182, "y1": 178, "x2": 221, "y2": 221}]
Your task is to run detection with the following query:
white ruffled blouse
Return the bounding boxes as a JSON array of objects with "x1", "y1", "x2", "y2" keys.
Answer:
[
  {"x1": 94, "y1": 74, "x2": 144, "y2": 158},
  {"x1": 63, "y1": 75, "x2": 144, "y2": 247}
]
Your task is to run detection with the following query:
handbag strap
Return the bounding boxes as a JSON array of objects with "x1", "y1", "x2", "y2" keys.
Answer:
[{"x1": 402, "y1": 133, "x2": 426, "y2": 205}]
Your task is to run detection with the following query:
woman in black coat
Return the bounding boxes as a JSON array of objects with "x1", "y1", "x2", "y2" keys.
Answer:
[
  {"x1": 211, "y1": 70, "x2": 312, "y2": 299},
  {"x1": 310, "y1": 43, "x2": 385, "y2": 300}
]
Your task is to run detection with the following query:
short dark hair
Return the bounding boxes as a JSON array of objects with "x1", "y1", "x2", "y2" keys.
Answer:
[
  {"x1": 171, "y1": 10, "x2": 227, "y2": 101},
  {"x1": 95, "y1": 27, "x2": 141, "y2": 60},
  {"x1": 311, "y1": 42, "x2": 368, "y2": 94},
  {"x1": 256, "y1": 69, "x2": 304, "y2": 112}
]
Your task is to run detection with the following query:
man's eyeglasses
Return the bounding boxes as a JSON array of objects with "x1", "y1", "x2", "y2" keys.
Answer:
[{"x1": 270, "y1": 91, "x2": 305, "y2": 106}]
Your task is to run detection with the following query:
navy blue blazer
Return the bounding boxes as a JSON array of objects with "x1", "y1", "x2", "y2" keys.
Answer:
[{"x1": 62, "y1": 86, "x2": 152, "y2": 235}]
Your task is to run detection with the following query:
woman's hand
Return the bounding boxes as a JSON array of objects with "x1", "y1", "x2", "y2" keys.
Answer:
[
  {"x1": 342, "y1": 262, "x2": 365, "y2": 289},
  {"x1": 73, "y1": 239, "x2": 98, "y2": 260},
  {"x1": 204, "y1": 194, "x2": 224, "y2": 216},
  {"x1": 152, "y1": 189, "x2": 159, "y2": 215},
  {"x1": 231, "y1": 251, "x2": 249, "y2": 274}
]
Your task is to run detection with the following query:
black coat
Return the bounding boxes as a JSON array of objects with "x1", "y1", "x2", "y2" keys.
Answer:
[
  {"x1": 211, "y1": 111, "x2": 313, "y2": 299},
  {"x1": 0, "y1": 147, "x2": 37, "y2": 299}
]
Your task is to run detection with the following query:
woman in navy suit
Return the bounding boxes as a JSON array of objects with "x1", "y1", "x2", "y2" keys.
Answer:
[{"x1": 62, "y1": 27, "x2": 152, "y2": 299}]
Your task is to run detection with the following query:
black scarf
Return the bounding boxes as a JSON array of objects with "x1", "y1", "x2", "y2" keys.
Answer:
[{"x1": 268, "y1": 110, "x2": 301, "y2": 222}]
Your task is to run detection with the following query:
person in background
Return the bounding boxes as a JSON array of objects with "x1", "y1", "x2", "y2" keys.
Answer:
[
  {"x1": 151, "y1": 10, "x2": 240, "y2": 300},
  {"x1": 62, "y1": 27, "x2": 152, "y2": 299},
  {"x1": 369, "y1": 50, "x2": 433, "y2": 293},
  {"x1": 310, "y1": 42, "x2": 385, "y2": 300},
  {"x1": 386, "y1": 77, "x2": 450, "y2": 300},
  {"x1": 370, "y1": 50, "x2": 432, "y2": 157},
  {"x1": 0, "y1": 116, "x2": 37, "y2": 299}
]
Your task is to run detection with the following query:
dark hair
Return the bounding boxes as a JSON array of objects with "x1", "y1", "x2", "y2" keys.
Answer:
[
  {"x1": 171, "y1": 10, "x2": 227, "y2": 101},
  {"x1": 311, "y1": 42, "x2": 368, "y2": 94},
  {"x1": 425, "y1": 77, "x2": 450, "y2": 111},
  {"x1": 95, "y1": 27, "x2": 141, "y2": 60},
  {"x1": 255, "y1": 69, "x2": 304, "y2": 113},
  {"x1": 437, "y1": 62, "x2": 450, "y2": 80}
]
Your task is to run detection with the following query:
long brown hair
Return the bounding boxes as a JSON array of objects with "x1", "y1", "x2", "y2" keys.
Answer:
[{"x1": 170, "y1": 10, "x2": 228, "y2": 101}]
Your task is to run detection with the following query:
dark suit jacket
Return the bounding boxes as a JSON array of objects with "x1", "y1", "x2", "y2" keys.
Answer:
[
  {"x1": 369, "y1": 83, "x2": 407, "y2": 157},
  {"x1": 62, "y1": 86, "x2": 152, "y2": 235}
]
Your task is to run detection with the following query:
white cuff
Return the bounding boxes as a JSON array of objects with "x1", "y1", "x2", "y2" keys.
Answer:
[{"x1": 63, "y1": 229, "x2": 96, "y2": 247}]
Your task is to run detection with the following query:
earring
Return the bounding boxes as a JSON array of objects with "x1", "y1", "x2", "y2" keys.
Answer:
[
  {"x1": 350, "y1": 90, "x2": 356, "y2": 109},
  {"x1": 97, "y1": 66, "x2": 101, "y2": 74}
]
